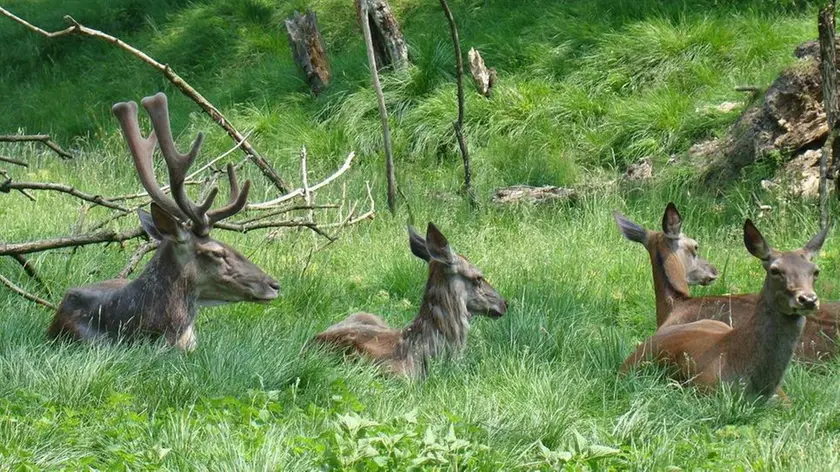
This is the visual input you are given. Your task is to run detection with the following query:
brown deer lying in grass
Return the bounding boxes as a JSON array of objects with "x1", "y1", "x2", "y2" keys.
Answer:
[
  {"x1": 312, "y1": 223, "x2": 508, "y2": 378},
  {"x1": 47, "y1": 92, "x2": 279, "y2": 351},
  {"x1": 615, "y1": 203, "x2": 838, "y2": 362},
  {"x1": 621, "y1": 220, "x2": 827, "y2": 402}
]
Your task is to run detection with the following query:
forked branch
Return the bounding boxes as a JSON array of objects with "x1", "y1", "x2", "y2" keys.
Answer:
[
  {"x1": 0, "y1": 134, "x2": 72, "y2": 159},
  {"x1": 0, "y1": 7, "x2": 289, "y2": 192}
]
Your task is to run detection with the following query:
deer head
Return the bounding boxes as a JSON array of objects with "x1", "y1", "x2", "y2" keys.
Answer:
[
  {"x1": 408, "y1": 223, "x2": 507, "y2": 318},
  {"x1": 744, "y1": 220, "x2": 827, "y2": 315},
  {"x1": 614, "y1": 202, "x2": 718, "y2": 287},
  {"x1": 112, "y1": 93, "x2": 279, "y2": 305}
]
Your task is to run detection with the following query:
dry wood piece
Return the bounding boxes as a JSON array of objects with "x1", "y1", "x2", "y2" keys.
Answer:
[
  {"x1": 355, "y1": 0, "x2": 408, "y2": 70},
  {"x1": 0, "y1": 7, "x2": 290, "y2": 193},
  {"x1": 0, "y1": 273, "x2": 56, "y2": 310},
  {"x1": 0, "y1": 178, "x2": 130, "y2": 211},
  {"x1": 0, "y1": 134, "x2": 72, "y2": 159},
  {"x1": 0, "y1": 155, "x2": 28, "y2": 167},
  {"x1": 117, "y1": 241, "x2": 158, "y2": 278},
  {"x1": 0, "y1": 227, "x2": 145, "y2": 256},
  {"x1": 468, "y1": 48, "x2": 496, "y2": 98},
  {"x1": 285, "y1": 10, "x2": 330, "y2": 94},
  {"x1": 360, "y1": 0, "x2": 397, "y2": 214},
  {"x1": 491, "y1": 185, "x2": 578, "y2": 205}
]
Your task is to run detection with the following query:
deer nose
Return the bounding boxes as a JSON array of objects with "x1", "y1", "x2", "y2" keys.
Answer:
[
  {"x1": 267, "y1": 278, "x2": 280, "y2": 291},
  {"x1": 797, "y1": 293, "x2": 818, "y2": 309}
]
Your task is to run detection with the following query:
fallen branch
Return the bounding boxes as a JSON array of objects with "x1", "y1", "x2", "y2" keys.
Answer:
[
  {"x1": 0, "y1": 7, "x2": 290, "y2": 192},
  {"x1": 0, "y1": 273, "x2": 56, "y2": 310},
  {"x1": 0, "y1": 134, "x2": 72, "y2": 159},
  {"x1": 0, "y1": 227, "x2": 145, "y2": 256},
  {"x1": 250, "y1": 151, "x2": 356, "y2": 209},
  {"x1": 117, "y1": 241, "x2": 158, "y2": 278},
  {"x1": 0, "y1": 179, "x2": 130, "y2": 211},
  {"x1": 9, "y1": 253, "x2": 50, "y2": 292},
  {"x1": 0, "y1": 155, "x2": 27, "y2": 167}
]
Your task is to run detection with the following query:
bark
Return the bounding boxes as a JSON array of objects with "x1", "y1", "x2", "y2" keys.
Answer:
[
  {"x1": 467, "y1": 48, "x2": 496, "y2": 98},
  {"x1": 285, "y1": 10, "x2": 330, "y2": 94},
  {"x1": 819, "y1": 3, "x2": 837, "y2": 227},
  {"x1": 355, "y1": 0, "x2": 408, "y2": 70},
  {"x1": 360, "y1": 0, "x2": 397, "y2": 214}
]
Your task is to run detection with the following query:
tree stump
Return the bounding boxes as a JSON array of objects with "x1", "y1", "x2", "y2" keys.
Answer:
[
  {"x1": 355, "y1": 0, "x2": 408, "y2": 70},
  {"x1": 285, "y1": 10, "x2": 330, "y2": 94},
  {"x1": 468, "y1": 48, "x2": 496, "y2": 97}
]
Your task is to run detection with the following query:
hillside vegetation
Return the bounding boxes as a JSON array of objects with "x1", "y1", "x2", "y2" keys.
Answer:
[{"x1": 1, "y1": 0, "x2": 839, "y2": 469}]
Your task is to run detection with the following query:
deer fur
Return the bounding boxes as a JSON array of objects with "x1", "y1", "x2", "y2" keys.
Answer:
[
  {"x1": 621, "y1": 220, "x2": 828, "y2": 402},
  {"x1": 615, "y1": 203, "x2": 838, "y2": 362},
  {"x1": 312, "y1": 223, "x2": 507, "y2": 378}
]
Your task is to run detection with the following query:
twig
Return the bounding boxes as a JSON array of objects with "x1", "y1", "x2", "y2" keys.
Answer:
[
  {"x1": 250, "y1": 151, "x2": 356, "y2": 209},
  {"x1": 0, "y1": 179, "x2": 130, "y2": 211},
  {"x1": 236, "y1": 204, "x2": 339, "y2": 225},
  {"x1": 300, "y1": 145, "x2": 315, "y2": 225},
  {"x1": 0, "y1": 8, "x2": 290, "y2": 192},
  {"x1": 0, "y1": 134, "x2": 72, "y2": 159},
  {"x1": 0, "y1": 227, "x2": 145, "y2": 256},
  {"x1": 439, "y1": 0, "x2": 476, "y2": 207},
  {"x1": 0, "y1": 273, "x2": 56, "y2": 310},
  {"x1": 360, "y1": 0, "x2": 397, "y2": 214},
  {"x1": 734, "y1": 86, "x2": 761, "y2": 93},
  {"x1": 0, "y1": 156, "x2": 27, "y2": 167},
  {"x1": 117, "y1": 241, "x2": 158, "y2": 278},
  {"x1": 9, "y1": 253, "x2": 50, "y2": 292},
  {"x1": 214, "y1": 219, "x2": 336, "y2": 241}
]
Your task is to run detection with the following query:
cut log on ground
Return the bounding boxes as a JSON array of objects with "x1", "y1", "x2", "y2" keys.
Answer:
[
  {"x1": 468, "y1": 48, "x2": 496, "y2": 98},
  {"x1": 355, "y1": 0, "x2": 408, "y2": 70},
  {"x1": 491, "y1": 185, "x2": 578, "y2": 205},
  {"x1": 285, "y1": 10, "x2": 330, "y2": 94}
]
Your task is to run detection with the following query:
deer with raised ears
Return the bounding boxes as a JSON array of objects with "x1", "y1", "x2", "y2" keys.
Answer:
[
  {"x1": 616, "y1": 203, "x2": 839, "y2": 362},
  {"x1": 621, "y1": 220, "x2": 828, "y2": 402},
  {"x1": 615, "y1": 203, "x2": 756, "y2": 328},
  {"x1": 47, "y1": 92, "x2": 279, "y2": 350},
  {"x1": 312, "y1": 223, "x2": 508, "y2": 378}
]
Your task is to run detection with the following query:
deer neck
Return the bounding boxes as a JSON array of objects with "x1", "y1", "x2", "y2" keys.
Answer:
[
  {"x1": 399, "y1": 266, "x2": 471, "y2": 373},
  {"x1": 739, "y1": 278, "x2": 806, "y2": 399},
  {"x1": 651, "y1": 248, "x2": 691, "y2": 326},
  {"x1": 129, "y1": 241, "x2": 199, "y2": 322}
]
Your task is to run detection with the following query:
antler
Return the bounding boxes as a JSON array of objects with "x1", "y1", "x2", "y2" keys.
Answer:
[
  {"x1": 111, "y1": 100, "x2": 189, "y2": 222},
  {"x1": 114, "y1": 92, "x2": 251, "y2": 236}
]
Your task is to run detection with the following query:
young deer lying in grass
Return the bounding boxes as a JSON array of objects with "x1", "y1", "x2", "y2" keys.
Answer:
[
  {"x1": 313, "y1": 223, "x2": 508, "y2": 378},
  {"x1": 47, "y1": 92, "x2": 279, "y2": 350},
  {"x1": 621, "y1": 220, "x2": 827, "y2": 402},
  {"x1": 615, "y1": 203, "x2": 838, "y2": 362}
]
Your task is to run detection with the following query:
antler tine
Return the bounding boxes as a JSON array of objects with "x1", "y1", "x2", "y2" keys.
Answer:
[
  {"x1": 141, "y1": 92, "x2": 216, "y2": 234},
  {"x1": 207, "y1": 163, "x2": 252, "y2": 227},
  {"x1": 111, "y1": 100, "x2": 189, "y2": 222}
]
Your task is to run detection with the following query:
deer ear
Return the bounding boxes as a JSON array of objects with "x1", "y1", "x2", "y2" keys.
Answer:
[
  {"x1": 804, "y1": 224, "x2": 830, "y2": 260},
  {"x1": 149, "y1": 203, "x2": 189, "y2": 242},
  {"x1": 138, "y1": 209, "x2": 163, "y2": 241},
  {"x1": 425, "y1": 222, "x2": 454, "y2": 264},
  {"x1": 744, "y1": 219, "x2": 771, "y2": 261},
  {"x1": 614, "y1": 212, "x2": 647, "y2": 244},
  {"x1": 408, "y1": 225, "x2": 430, "y2": 262},
  {"x1": 662, "y1": 202, "x2": 682, "y2": 238}
]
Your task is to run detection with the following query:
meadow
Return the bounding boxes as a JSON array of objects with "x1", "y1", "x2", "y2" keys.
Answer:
[{"x1": 1, "y1": 0, "x2": 839, "y2": 469}]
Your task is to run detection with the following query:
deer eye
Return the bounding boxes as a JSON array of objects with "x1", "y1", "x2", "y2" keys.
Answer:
[
  {"x1": 769, "y1": 267, "x2": 782, "y2": 277},
  {"x1": 814, "y1": 269, "x2": 820, "y2": 278}
]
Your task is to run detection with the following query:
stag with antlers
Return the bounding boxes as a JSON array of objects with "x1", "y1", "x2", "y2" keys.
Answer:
[{"x1": 46, "y1": 92, "x2": 279, "y2": 350}]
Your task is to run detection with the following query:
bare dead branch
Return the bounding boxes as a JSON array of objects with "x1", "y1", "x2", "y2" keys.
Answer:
[
  {"x1": 819, "y1": 3, "x2": 838, "y2": 227},
  {"x1": 215, "y1": 219, "x2": 336, "y2": 241},
  {"x1": 360, "y1": 0, "x2": 397, "y2": 214},
  {"x1": 0, "y1": 227, "x2": 145, "y2": 256},
  {"x1": 0, "y1": 179, "x2": 130, "y2": 211},
  {"x1": 9, "y1": 253, "x2": 50, "y2": 292},
  {"x1": 0, "y1": 7, "x2": 290, "y2": 192},
  {"x1": 0, "y1": 156, "x2": 27, "y2": 167},
  {"x1": 118, "y1": 241, "x2": 158, "y2": 278},
  {"x1": 440, "y1": 0, "x2": 475, "y2": 207},
  {"x1": 250, "y1": 151, "x2": 356, "y2": 209},
  {"x1": 0, "y1": 273, "x2": 56, "y2": 310},
  {"x1": 0, "y1": 134, "x2": 72, "y2": 159}
]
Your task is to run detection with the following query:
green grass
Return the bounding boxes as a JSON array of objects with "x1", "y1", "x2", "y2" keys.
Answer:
[{"x1": 1, "y1": 0, "x2": 840, "y2": 469}]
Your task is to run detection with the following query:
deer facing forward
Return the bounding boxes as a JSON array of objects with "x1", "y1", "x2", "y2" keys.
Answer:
[
  {"x1": 621, "y1": 219, "x2": 827, "y2": 402},
  {"x1": 312, "y1": 223, "x2": 508, "y2": 378},
  {"x1": 47, "y1": 92, "x2": 279, "y2": 351}
]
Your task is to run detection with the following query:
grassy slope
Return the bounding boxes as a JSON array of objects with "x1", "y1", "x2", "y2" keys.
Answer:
[{"x1": 1, "y1": 0, "x2": 839, "y2": 469}]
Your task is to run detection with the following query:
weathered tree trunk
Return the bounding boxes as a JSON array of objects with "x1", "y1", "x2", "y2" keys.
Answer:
[
  {"x1": 355, "y1": 0, "x2": 408, "y2": 70},
  {"x1": 819, "y1": 2, "x2": 838, "y2": 227},
  {"x1": 468, "y1": 48, "x2": 496, "y2": 98},
  {"x1": 285, "y1": 10, "x2": 330, "y2": 94},
  {"x1": 440, "y1": 0, "x2": 475, "y2": 206},
  {"x1": 360, "y1": 0, "x2": 397, "y2": 214}
]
